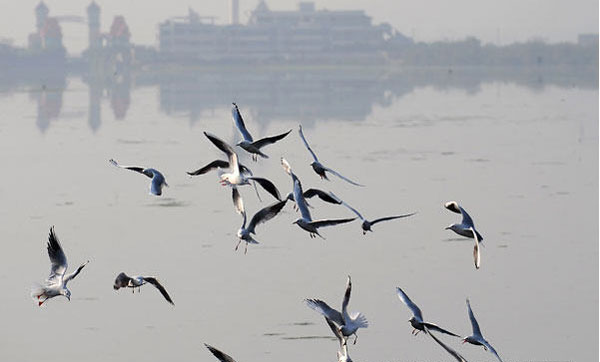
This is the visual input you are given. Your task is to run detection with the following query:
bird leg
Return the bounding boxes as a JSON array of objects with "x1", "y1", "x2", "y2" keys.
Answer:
[
  {"x1": 353, "y1": 333, "x2": 358, "y2": 345},
  {"x1": 244, "y1": 242, "x2": 249, "y2": 254},
  {"x1": 235, "y1": 238, "x2": 242, "y2": 251}
]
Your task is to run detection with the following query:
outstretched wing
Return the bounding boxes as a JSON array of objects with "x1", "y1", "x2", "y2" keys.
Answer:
[
  {"x1": 396, "y1": 287, "x2": 423, "y2": 321},
  {"x1": 370, "y1": 212, "x2": 417, "y2": 225},
  {"x1": 46, "y1": 227, "x2": 67, "y2": 284},
  {"x1": 466, "y1": 298, "x2": 482, "y2": 337},
  {"x1": 247, "y1": 200, "x2": 287, "y2": 234},
  {"x1": 331, "y1": 192, "x2": 364, "y2": 221},
  {"x1": 422, "y1": 322, "x2": 460, "y2": 337},
  {"x1": 109, "y1": 159, "x2": 152, "y2": 178},
  {"x1": 472, "y1": 227, "x2": 481, "y2": 269},
  {"x1": 424, "y1": 325, "x2": 469, "y2": 362},
  {"x1": 341, "y1": 275, "x2": 352, "y2": 316},
  {"x1": 247, "y1": 177, "x2": 281, "y2": 201},
  {"x1": 305, "y1": 299, "x2": 344, "y2": 326},
  {"x1": 187, "y1": 160, "x2": 231, "y2": 176},
  {"x1": 298, "y1": 125, "x2": 319, "y2": 162},
  {"x1": 322, "y1": 166, "x2": 364, "y2": 187},
  {"x1": 482, "y1": 340, "x2": 503, "y2": 362},
  {"x1": 232, "y1": 103, "x2": 253, "y2": 142},
  {"x1": 303, "y1": 189, "x2": 341, "y2": 205},
  {"x1": 64, "y1": 260, "x2": 89, "y2": 284},
  {"x1": 204, "y1": 132, "x2": 240, "y2": 172},
  {"x1": 252, "y1": 129, "x2": 292, "y2": 149},
  {"x1": 205, "y1": 343, "x2": 237, "y2": 362},
  {"x1": 143, "y1": 277, "x2": 174, "y2": 305},
  {"x1": 293, "y1": 179, "x2": 312, "y2": 221},
  {"x1": 309, "y1": 217, "x2": 356, "y2": 229}
]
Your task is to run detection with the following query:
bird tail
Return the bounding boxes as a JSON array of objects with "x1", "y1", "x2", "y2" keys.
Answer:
[
  {"x1": 351, "y1": 312, "x2": 369, "y2": 329},
  {"x1": 30, "y1": 283, "x2": 46, "y2": 300}
]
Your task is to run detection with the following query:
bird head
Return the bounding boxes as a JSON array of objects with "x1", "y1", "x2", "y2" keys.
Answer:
[{"x1": 62, "y1": 289, "x2": 71, "y2": 301}]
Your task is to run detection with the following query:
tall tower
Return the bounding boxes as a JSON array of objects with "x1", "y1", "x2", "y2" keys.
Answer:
[
  {"x1": 87, "y1": 1, "x2": 101, "y2": 50},
  {"x1": 35, "y1": 2, "x2": 49, "y2": 31},
  {"x1": 230, "y1": 0, "x2": 239, "y2": 25}
]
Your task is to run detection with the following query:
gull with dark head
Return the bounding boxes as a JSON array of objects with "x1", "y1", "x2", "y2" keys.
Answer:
[
  {"x1": 332, "y1": 192, "x2": 416, "y2": 234},
  {"x1": 203, "y1": 131, "x2": 281, "y2": 201},
  {"x1": 232, "y1": 102, "x2": 291, "y2": 161},
  {"x1": 462, "y1": 299, "x2": 503, "y2": 362},
  {"x1": 305, "y1": 276, "x2": 368, "y2": 345},
  {"x1": 444, "y1": 201, "x2": 483, "y2": 241},
  {"x1": 204, "y1": 343, "x2": 238, "y2": 362},
  {"x1": 113, "y1": 272, "x2": 174, "y2": 305},
  {"x1": 298, "y1": 124, "x2": 364, "y2": 186},
  {"x1": 109, "y1": 159, "x2": 168, "y2": 196},
  {"x1": 396, "y1": 287, "x2": 460, "y2": 337},
  {"x1": 31, "y1": 227, "x2": 89, "y2": 306},
  {"x1": 235, "y1": 195, "x2": 288, "y2": 254}
]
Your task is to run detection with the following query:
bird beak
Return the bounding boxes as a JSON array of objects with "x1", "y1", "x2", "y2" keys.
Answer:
[{"x1": 444, "y1": 226, "x2": 451, "y2": 230}]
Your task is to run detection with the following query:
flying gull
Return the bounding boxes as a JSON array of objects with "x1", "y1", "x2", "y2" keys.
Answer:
[
  {"x1": 204, "y1": 343, "x2": 238, "y2": 362},
  {"x1": 203, "y1": 132, "x2": 281, "y2": 201},
  {"x1": 113, "y1": 272, "x2": 174, "y2": 305},
  {"x1": 332, "y1": 192, "x2": 416, "y2": 234},
  {"x1": 396, "y1": 287, "x2": 460, "y2": 337},
  {"x1": 444, "y1": 201, "x2": 483, "y2": 242},
  {"x1": 109, "y1": 159, "x2": 168, "y2": 196},
  {"x1": 298, "y1": 124, "x2": 364, "y2": 186},
  {"x1": 281, "y1": 157, "x2": 355, "y2": 238},
  {"x1": 31, "y1": 227, "x2": 89, "y2": 306},
  {"x1": 235, "y1": 196, "x2": 288, "y2": 253},
  {"x1": 424, "y1": 325, "x2": 469, "y2": 362},
  {"x1": 462, "y1": 299, "x2": 503, "y2": 362},
  {"x1": 305, "y1": 276, "x2": 368, "y2": 345},
  {"x1": 232, "y1": 102, "x2": 291, "y2": 161}
]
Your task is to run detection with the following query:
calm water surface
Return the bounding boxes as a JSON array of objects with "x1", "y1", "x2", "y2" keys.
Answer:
[{"x1": 0, "y1": 69, "x2": 597, "y2": 362}]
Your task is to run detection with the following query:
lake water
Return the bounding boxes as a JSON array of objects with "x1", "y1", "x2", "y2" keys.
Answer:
[{"x1": 0, "y1": 67, "x2": 597, "y2": 362}]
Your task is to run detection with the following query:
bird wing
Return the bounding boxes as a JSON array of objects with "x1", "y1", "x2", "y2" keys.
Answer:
[
  {"x1": 232, "y1": 187, "x2": 245, "y2": 216},
  {"x1": 232, "y1": 103, "x2": 253, "y2": 142},
  {"x1": 187, "y1": 160, "x2": 231, "y2": 176},
  {"x1": 142, "y1": 277, "x2": 174, "y2": 305},
  {"x1": 303, "y1": 189, "x2": 341, "y2": 205},
  {"x1": 247, "y1": 177, "x2": 281, "y2": 201},
  {"x1": 252, "y1": 129, "x2": 292, "y2": 149},
  {"x1": 205, "y1": 343, "x2": 238, "y2": 362},
  {"x1": 459, "y1": 205, "x2": 475, "y2": 228},
  {"x1": 396, "y1": 287, "x2": 423, "y2": 321},
  {"x1": 298, "y1": 124, "x2": 319, "y2": 162},
  {"x1": 109, "y1": 159, "x2": 152, "y2": 179},
  {"x1": 466, "y1": 298, "x2": 483, "y2": 338},
  {"x1": 330, "y1": 192, "x2": 364, "y2": 221},
  {"x1": 247, "y1": 199, "x2": 287, "y2": 234},
  {"x1": 293, "y1": 179, "x2": 312, "y2": 221},
  {"x1": 46, "y1": 227, "x2": 67, "y2": 284},
  {"x1": 64, "y1": 260, "x2": 89, "y2": 284},
  {"x1": 305, "y1": 299, "x2": 344, "y2": 326},
  {"x1": 444, "y1": 201, "x2": 462, "y2": 214},
  {"x1": 113, "y1": 272, "x2": 132, "y2": 289},
  {"x1": 424, "y1": 326, "x2": 469, "y2": 362},
  {"x1": 149, "y1": 171, "x2": 166, "y2": 196},
  {"x1": 422, "y1": 322, "x2": 460, "y2": 337},
  {"x1": 324, "y1": 317, "x2": 344, "y2": 347},
  {"x1": 341, "y1": 276, "x2": 352, "y2": 318},
  {"x1": 472, "y1": 227, "x2": 481, "y2": 269},
  {"x1": 204, "y1": 132, "x2": 240, "y2": 173},
  {"x1": 370, "y1": 212, "x2": 417, "y2": 225},
  {"x1": 482, "y1": 340, "x2": 503, "y2": 362},
  {"x1": 280, "y1": 157, "x2": 293, "y2": 176},
  {"x1": 309, "y1": 217, "x2": 356, "y2": 229},
  {"x1": 322, "y1": 166, "x2": 364, "y2": 187}
]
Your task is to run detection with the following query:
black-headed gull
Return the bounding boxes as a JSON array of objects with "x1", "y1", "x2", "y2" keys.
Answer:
[
  {"x1": 235, "y1": 197, "x2": 288, "y2": 253},
  {"x1": 298, "y1": 125, "x2": 364, "y2": 186},
  {"x1": 396, "y1": 287, "x2": 460, "y2": 337},
  {"x1": 332, "y1": 192, "x2": 416, "y2": 234},
  {"x1": 462, "y1": 299, "x2": 503, "y2": 362},
  {"x1": 444, "y1": 201, "x2": 483, "y2": 241},
  {"x1": 109, "y1": 159, "x2": 168, "y2": 196},
  {"x1": 31, "y1": 227, "x2": 89, "y2": 306},
  {"x1": 113, "y1": 272, "x2": 174, "y2": 305},
  {"x1": 232, "y1": 102, "x2": 291, "y2": 161},
  {"x1": 305, "y1": 276, "x2": 368, "y2": 345}
]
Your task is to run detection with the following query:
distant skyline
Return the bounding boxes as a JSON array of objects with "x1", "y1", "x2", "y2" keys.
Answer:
[{"x1": 0, "y1": 0, "x2": 597, "y2": 55}]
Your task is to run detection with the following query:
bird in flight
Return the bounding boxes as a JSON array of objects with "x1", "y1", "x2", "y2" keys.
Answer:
[
  {"x1": 113, "y1": 272, "x2": 174, "y2": 305},
  {"x1": 109, "y1": 159, "x2": 168, "y2": 196},
  {"x1": 31, "y1": 227, "x2": 89, "y2": 306}
]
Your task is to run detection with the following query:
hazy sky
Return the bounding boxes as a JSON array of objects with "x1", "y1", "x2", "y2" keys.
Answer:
[{"x1": 0, "y1": 0, "x2": 597, "y2": 55}]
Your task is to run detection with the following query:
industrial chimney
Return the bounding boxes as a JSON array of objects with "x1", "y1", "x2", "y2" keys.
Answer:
[{"x1": 230, "y1": 0, "x2": 239, "y2": 25}]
